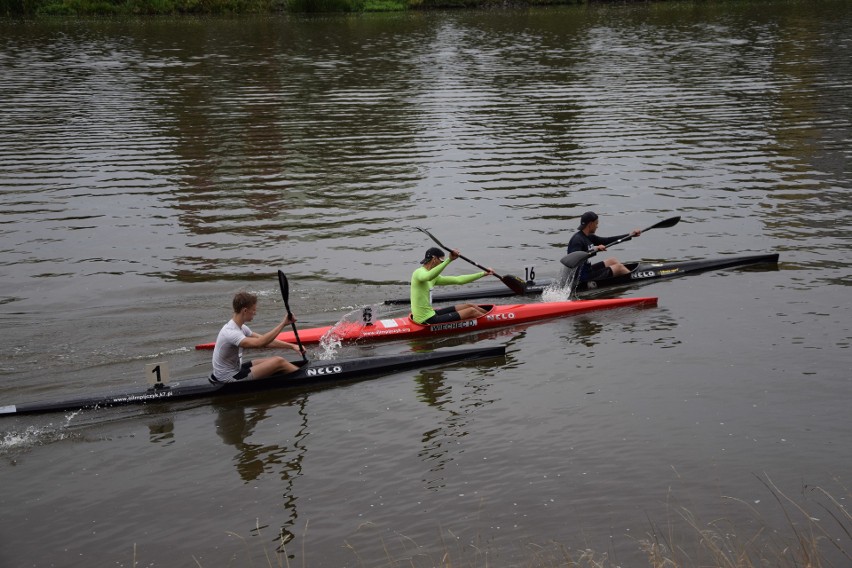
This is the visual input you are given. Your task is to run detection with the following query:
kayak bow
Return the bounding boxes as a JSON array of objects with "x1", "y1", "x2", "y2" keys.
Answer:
[
  {"x1": 195, "y1": 297, "x2": 658, "y2": 350},
  {"x1": 1, "y1": 346, "x2": 506, "y2": 417}
]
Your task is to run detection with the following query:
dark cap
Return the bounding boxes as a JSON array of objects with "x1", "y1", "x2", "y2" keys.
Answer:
[
  {"x1": 578, "y1": 211, "x2": 598, "y2": 229},
  {"x1": 420, "y1": 247, "x2": 445, "y2": 264}
]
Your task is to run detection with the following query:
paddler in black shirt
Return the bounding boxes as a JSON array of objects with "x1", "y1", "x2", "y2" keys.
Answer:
[{"x1": 566, "y1": 211, "x2": 641, "y2": 283}]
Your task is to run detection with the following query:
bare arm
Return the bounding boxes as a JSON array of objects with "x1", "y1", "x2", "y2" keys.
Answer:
[
  {"x1": 269, "y1": 338, "x2": 305, "y2": 353},
  {"x1": 240, "y1": 314, "x2": 295, "y2": 349}
]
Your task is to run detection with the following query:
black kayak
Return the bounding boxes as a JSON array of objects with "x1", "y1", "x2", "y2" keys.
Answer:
[
  {"x1": 384, "y1": 253, "x2": 779, "y2": 305},
  {"x1": 0, "y1": 346, "x2": 506, "y2": 417}
]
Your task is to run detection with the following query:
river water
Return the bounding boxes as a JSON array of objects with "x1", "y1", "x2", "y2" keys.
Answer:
[{"x1": 1, "y1": 2, "x2": 850, "y2": 566}]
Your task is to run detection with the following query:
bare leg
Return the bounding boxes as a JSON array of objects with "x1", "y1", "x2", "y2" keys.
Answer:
[
  {"x1": 248, "y1": 356, "x2": 300, "y2": 379},
  {"x1": 455, "y1": 303, "x2": 488, "y2": 319},
  {"x1": 604, "y1": 257, "x2": 631, "y2": 277}
]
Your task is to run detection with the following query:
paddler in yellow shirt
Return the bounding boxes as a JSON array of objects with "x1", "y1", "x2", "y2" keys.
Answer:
[{"x1": 410, "y1": 247, "x2": 492, "y2": 324}]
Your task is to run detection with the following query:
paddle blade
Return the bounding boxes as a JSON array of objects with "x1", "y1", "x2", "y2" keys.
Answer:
[
  {"x1": 501, "y1": 274, "x2": 527, "y2": 295},
  {"x1": 415, "y1": 226, "x2": 447, "y2": 250},
  {"x1": 648, "y1": 215, "x2": 680, "y2": 230},
  {"x1": 277, "y1": 270, "x2": 306, "y2": 361},
  {"x1": 561, "y1": 251, "x2": 592, "y2": 268},
  {"x1": 277, "y1": 270, "x2": 291, "y2": 313}
]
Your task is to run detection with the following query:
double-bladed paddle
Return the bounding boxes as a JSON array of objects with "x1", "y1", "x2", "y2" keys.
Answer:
[
  {"x1": 560, "y1": 215, "x2": 681, "y2": 268},
  {"x1": 277, "y1": 270, "x2": 307, "y2": 361},
  {"x1": 415, "y1": 227, "x2": 527, "y2": 295}
]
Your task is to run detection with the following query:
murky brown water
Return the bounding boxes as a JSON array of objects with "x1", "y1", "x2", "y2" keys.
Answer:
[{"x1": 1, "y1": 2, "x2": 850, "y2": 566}]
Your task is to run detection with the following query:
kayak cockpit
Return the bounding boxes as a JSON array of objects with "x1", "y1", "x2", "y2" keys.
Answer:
[{"x1": 408, "y1": 305, "x2": 496, "y2": 326}]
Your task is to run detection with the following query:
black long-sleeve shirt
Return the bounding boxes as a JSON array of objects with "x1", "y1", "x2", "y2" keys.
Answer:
[{"x1": 566, "y1": 230, "x2": 628, "y2": 281}]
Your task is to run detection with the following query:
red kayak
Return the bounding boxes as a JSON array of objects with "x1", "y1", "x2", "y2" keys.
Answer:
[{"x1": 195, "y1": 297, "x2": 658, "y2": 350}]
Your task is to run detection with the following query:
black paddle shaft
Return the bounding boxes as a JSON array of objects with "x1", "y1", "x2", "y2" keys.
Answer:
[
  {"x1": 605, "y1": 215, "x2": 681, "y2": 250},
  {"x1": 415, "y1": 227, "x2": 526, "y2": 294},
  {"x1": 277, "y1": 271, "x2": 307, "y2": 361}
]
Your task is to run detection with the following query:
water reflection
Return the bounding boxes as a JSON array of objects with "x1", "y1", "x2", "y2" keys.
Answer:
[
  {"x1": 408, "y1": 328, "x2": 522, "y2": 352},
  {"x1": 215, "y1": 405, "x2": 270, "y2": 481},
  {"x1": 3, "y1": 8, "x2": 850, "y2": 295},
  {"x1": 570, "y1": 318, "x2": 605, "y2": 348},
  {"x1": 146, "y1": 417, "x2": 175, "y2": 446},
  {"x1": 212, "y1": 396, "x2": 309, "y2": 550},
  {"x1": 411, "y1": 357, "x2": 504, "y2": 491}
]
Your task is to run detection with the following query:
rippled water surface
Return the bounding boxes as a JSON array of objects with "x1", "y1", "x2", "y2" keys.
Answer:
[{"x1": 1, "y1": 2, "x2": 850, "y2": 566}]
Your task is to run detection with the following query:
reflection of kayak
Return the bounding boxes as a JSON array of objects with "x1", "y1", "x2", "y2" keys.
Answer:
[
  {"x1": 195, "y1": 297, "x2": 658, "y2": 350},
  {"x1": 0, "y1": 346, "x2": 506, "y2": 417},
  {"x1": 384, "y1": 254, "x2": 779, "y2": 305}
]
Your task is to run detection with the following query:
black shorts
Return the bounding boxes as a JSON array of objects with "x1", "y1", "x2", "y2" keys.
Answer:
[
  {"x1": 424, "y1": 306, "x2": 461, "y2": 324},
  {"x1": 210, "y1": 360, "x2": 254, "y2": 384},
  {"x1": 588, "y1": 262, "x2": 614, "y2": 281},
  {"x1": 232, "y1": 361, "x2": 254, "y2": 381}
]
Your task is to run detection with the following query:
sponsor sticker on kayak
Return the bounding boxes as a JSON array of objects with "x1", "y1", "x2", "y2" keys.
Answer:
[
  {"x1": 631, "y1": 271, "x2": 657, "y2": 279},
  {"x1": 485, "y1": 312, "x2": 516, "y2": 321},
  {"x1": 306, "y1": 365, "x2": 343, "y2": 377},
  {"x1": 379, "y1": 319, "x2": 399, "y2": 328},
  {"x1": 361, "y1": 327, "x2": 412, "y2": 338},
  {"x1": 429, "y1": 319, "x2": 479, "y2": 332},
  {"x1": 112, "y1": 390, "x2": 175, "y2": 404}
]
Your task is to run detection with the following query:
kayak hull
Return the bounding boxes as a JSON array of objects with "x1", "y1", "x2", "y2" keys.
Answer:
[
  {"x1": 578, "y1": 253, "x2": 779, "y2": 291},
  {"x1": 0, "y1": 346, "x2": 506, "y2": 417},
  {"x1": 195, "y1": 296, "x2": 658, "y2": 350},
  {"x1": 384, "y1": 253, "x2": 779, "y2": 304}
]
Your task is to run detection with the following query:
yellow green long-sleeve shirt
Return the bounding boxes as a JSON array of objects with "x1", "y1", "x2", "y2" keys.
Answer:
[{"x1": 410, "y1": 258, "x2": 486, "y2": 324}]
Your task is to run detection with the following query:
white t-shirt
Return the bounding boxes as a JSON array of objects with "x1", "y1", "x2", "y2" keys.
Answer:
[{"x1": 211, "y1": 319, "x2": 252, "y2": 381}]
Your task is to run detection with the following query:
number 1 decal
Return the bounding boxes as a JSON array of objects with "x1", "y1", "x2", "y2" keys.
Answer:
[{"x1": 145, "y1": 362, "x2": 171, "y2": 386}]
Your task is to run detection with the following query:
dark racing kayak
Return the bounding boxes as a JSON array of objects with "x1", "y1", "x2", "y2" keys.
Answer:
[
  {"x1": 0, "y1": 346, "x2": 506, "y2": 417},
  {"x1": 384, "y1": 253, "x2": 779, "y2": 305}
]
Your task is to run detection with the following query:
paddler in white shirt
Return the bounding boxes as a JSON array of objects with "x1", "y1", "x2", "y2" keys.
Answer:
[{"x1": 211, "y1": 291, "x2": 304, "y2": 383}]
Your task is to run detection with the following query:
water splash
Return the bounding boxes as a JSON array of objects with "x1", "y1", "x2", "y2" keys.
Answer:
[
  {"x1": 316, "y1": 304, "x2": 396, "y2": 360},
  {"x1": 1, "y1": 427, "x2": 44, "y2": 451},
  {"x1": 542, "y1": 265, "x2": 581, "y2": 302},
  {"x1": 0, "y1": 413, "x2": 80, "y2": 455},
  {"x1": 317, "y1": 329, "x2": 343, "y2": 360}
]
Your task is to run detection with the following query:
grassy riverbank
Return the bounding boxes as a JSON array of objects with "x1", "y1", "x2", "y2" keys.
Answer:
[{"x1": 1, "y1": 0, "x2": 583, "y2": 16}]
